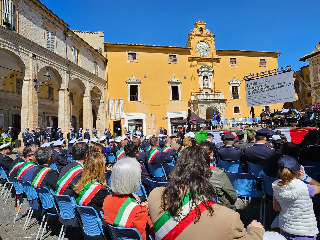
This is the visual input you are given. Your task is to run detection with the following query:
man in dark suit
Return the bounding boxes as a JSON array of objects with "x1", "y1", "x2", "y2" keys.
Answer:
[
  {"x1": 0, "y1": 142, "x2": 13, "y2": 175},
  {"x1": 218, "y1": 133, "x2": 242, "y2": 161}
]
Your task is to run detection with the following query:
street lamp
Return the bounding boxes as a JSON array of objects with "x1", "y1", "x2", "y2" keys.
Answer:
[{"x1": 33, "y1": 67, "x2": 51, "y2": 88}]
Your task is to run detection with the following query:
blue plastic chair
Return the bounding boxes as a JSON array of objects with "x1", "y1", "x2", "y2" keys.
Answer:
[
  {"x1": 247, "y1": 118, "x2": 254, "y2": 126},
  {"x1": 226, "y1": 172, "x2": 258, "y2": 198},
  {"x1": 147, "y1": 178, "x2": 169, "y2": 191},
  {"x1": 148, "y1": 164, "x2": 167, "y2": 179},
  {"x1": 219, "y1": 160, "x2": 241, "y2": 173},
  {"x1": 54, "y1": 194, "x2": 78, "y2": 240},
  {"x1": 10, "y1": 178, "x2": 25, "y2": 224},
  {"x1": 35, "y1": 187, "x2": 58, "y2": 240},
  {"x1": 50, "y1": 162, "x2": 58, "y2": 171},
  {"x1": 212, "y1": 120, "x2": 217, "y2": 127},
  {"x1": 240, "y1": 118, "x2": 247, "y2": 127},
  {"x1": 134, "y1": 183, "x2": 148, "y2": 202},
  {"x1": 247, "y1": 162, "x2": 264, "y2": 178},
  {"x1": 20, "y1": 181, "x2": 39, "y2": 230},
  {"x1": 107, "y1": 154, "x2": 116, "y2": 163},
  {"x1": 255, "y1": 117, "x2": 261, "y2": 127},
  {"x1": 76, "y1": 205, "x2": 106, "y2": 239},
  {"x1": 229, "y1": 119, "x2": 236, "y2": 128},
  {"x1": 106, "y1": 223, "x2": 143, "y2": 240},
  {"x1": 0, "y1": 166, "x2": 12, "y2": 198},
  {"x1": 221, "y1": 119, "x2": 228, "y2": 128},
  {"x1": 261, "y1": 173, "x2": 278, "y2": 225}
]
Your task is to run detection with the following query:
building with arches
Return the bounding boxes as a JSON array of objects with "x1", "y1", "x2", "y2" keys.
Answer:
[
  {"x1": 0, "y1": 0, "x2": 107, "y2": 139},
  {"x1": 105, "y1": 21, "x2": 284, "y2": 135}
]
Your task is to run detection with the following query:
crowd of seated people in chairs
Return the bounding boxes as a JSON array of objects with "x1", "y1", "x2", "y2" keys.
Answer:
[{"x1": 0, "y1": 127, "x2": 320, "y2": 240}]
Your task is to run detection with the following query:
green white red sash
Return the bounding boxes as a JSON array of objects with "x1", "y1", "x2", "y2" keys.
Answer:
[
  {"x1": 17, "y1": 162, "x2": 37, "y2": 181},
  {"x1": 116, "y1": 149, "x2": 125, "y2": 160},
  {"x1": 154, "y1": 192, "x2": 214, "y2": 240},
  {"x1": 76, "y1": 181, "x2": 105, "y2": 206},
  {"x1": 56, "y1": 165, "x2": 83, "y2": 195},
  {"x1": 31, "y1": 167, "x2": 51, "y2": 188},
  {"x1": 113, "y1": 197, "x2": 142, "y2": 228},
  {"x1": 138, "y1": 148, "x2": 143, "y2": 154},
  {"x1": 147, "y1": 148, "x2": 160, "y2": 164},
  {"x1": 9, "y1": 162, "x2": 24, "y2": 176},
  {"x1": 145, "y1": 146, "x2": 151, "y2": 152},
  {"x1": 162, "y1": 146, "x2": 172, "y2": 153}
]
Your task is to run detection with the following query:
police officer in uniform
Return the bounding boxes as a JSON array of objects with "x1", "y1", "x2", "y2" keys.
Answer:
[
  {"x1": 22, "y1": 127, "x2": 30, "y2": 146},
  {"x1": 233, "y1": 130, "x2": 247, "y2": 150},
  {"x1": 28, "y1": 129, "x2": 37, "y2": 145},
  {"x1": 243, "y1": 128, "x2": 275, "y2": 172},
  {"x1": 55, "y1": 128, "x2": 63, "y2": 140},
  {"x1": 67, "y1": 128, "x2": 75, "y2": 142},
  {"x1": 53, "y1": 140, "x2": 69, "y2": 172},
  {"x1": 7, "y1": 127, "x2": 13, "y2": 139},
  {"x1": 218, "y1": 133, "x2": 242, "y2": 161},
  {"x1": 77, "y1": 128, "x2": 83, "y2": 141},
  {"x1": 0, "y1": 142, "x2": 13, "y2": 175},
  {"x1": 299, "y1": 129, "x2": 320, "y2": 164},
  {"x1": 44, "y1": 127, "x2": 52, "y2": 143},
  {"x1": 35, "y1": 127, "x2": 41, "y2": 146},
  {"x1": 84, "y1": 128, "x2": 90, "y2": 140}
]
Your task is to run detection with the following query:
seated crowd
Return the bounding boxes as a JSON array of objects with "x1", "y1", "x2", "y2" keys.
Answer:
[{"x1": 0, "y1": 127, "x2": 319, "y2": 240}]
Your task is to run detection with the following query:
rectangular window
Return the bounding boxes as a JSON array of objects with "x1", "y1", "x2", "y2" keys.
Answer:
[
  {"x1": 2, "y1": 0, "x2": 16, "y2": 31},
  {"x1": 168, "y1": 54, "x2": 178, "y2": 63},
  {"x1": 259, "y1": 58, "x2": 267, "y2": 67},
  {"x1": 232, "y1": 86, "x2": 239, "y2": 99},
  {"x1": 233, "y1": 106, "x2": 240, "y2": 114},
  {"x1": 171, "y1": 86, "x2": 180, "y2": 100},
  {"x1": 69, "y1": 92, "x2": 74, "y2": 105},
  {"x1": 306, "y1": 75, "x2": 310, "y2": 83},
  {"x1": 129, "y1": 85, "x2": 139, "y2": 101},
  {"x1": 229, "y1": 57, "x2": 237, "y2": 66},
  {"x1": 45, "y1": 28, "x2": 55, "y2": 52},
  {"x1": 94, "y1": 61, "x2": 98, "y2": 76},
  {"x1": 127, "y1": 52, "x2": 137, "y2": 62},
  {"x1": 73, "y1": 47, "x2": 79, "y2": 65},
  {"x1": 48, "y1": 86, "x2": 54, "y2": 100},
  {"x1": 16, "y1": 78, "x2": 22, "y2": 94},
  {"x1": 308, "y1": 92, "x2": 311, "y2": 97}
]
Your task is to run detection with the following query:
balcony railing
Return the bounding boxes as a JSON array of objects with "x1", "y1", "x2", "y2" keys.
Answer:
[
  {"x1": 171, "y1": 95, "x2": 180, "y2": 101},
  {"x1": 130, "y1": 95, "x2": 139, "y2": 101}
]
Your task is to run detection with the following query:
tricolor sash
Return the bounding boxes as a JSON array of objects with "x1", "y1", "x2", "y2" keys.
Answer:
[
  {"x1": 147, "y1": 148, "x2": 161, "y2": 164},
  {"x1": 31, "y1": 167, "x2": 51, "y2": 188},
  {"x1": 138, "y1": 148, "x2": 143, "y2": 154},
  {"x1": 145, "y1": 146, "x2": 151, "y2": 152},
  {"x1": 116, "y1": 149, "x2": 125, "y2": 160},
  {"x1": 162, "y1": 146, "x2": 173, "y2": 153},
  {"x1": 113, "y1": 197, "x2": 142, "y2": 228},
  {"x1": 76, "y1": 181, "x2": 105, "y2": 206},
  {"x1": 17, "y1": 162, "x2": 37, "y2": 181},
  {"x1": 154, "y1": 192, "x2": 214, "y2": 240},
  {"x1": 56, "y1": 165, "x2": 83, "y2": 195},
  {"x1": 9, "y1": 162, "x2": 24, "y2": 176}
]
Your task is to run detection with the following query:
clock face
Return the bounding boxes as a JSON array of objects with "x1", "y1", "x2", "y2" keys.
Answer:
[{"x1": 196, "y1": 42, "x2": 210, "y2": 56}]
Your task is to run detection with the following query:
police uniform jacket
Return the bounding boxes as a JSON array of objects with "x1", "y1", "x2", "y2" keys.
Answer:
[
  {"x1": 243, "y1": 143, "x2": 275, "y2": 166},
  {"x1": 163, "y1": 147, "x2": 178, "y2": 163},
  {"x1": 8, "y1": 130, "x2": 13, "y2": 138},
  {"x1": 141, "y1": 141, "x2": 150, "y2": 151},
  {"x1": 9, "y1": 157, "x2": 25, "y2": 177},
  {"x1": 299, "y1": 145, "x2": 320, "y2": 164},
  {"x1": 31, "y1": 165, "x2": 59, "y2": 191},
  {"x1": 144, "y1": 148, "x2": 166, "y2": 165},
  {"x1": 61, "y1": 148, "x2": 67, "y2": 156},
  {"x1": 35, "y1": 131, "x2": 41, "y2": 145},
  {"x1": 44, "y1": 131, "x2": 52, "y2": 142},
  {"x1": 57, "y1": 161, "x2": 83, "y2": 198},
  {"x1": 84, "y1": 131, "x2": 90, "y2": 140},
  {"x1": 28, "y1": 133, "x2": 37, "y2": 145},
  {"x1": 77, "y1": 132, "x2": 82, "y2": 140},
  {"x1": 263, "y1": 148, "x2": 281, "y2": 178},
  {"x1": 67, "y1": 145, "x2": 73, "y2": 156},
  {"x1": 55, "y1": 132, "x2": 63, "y2": 140},
  {"x1": 218, "y1": 146, "x2": 242, "y2": 161},
  {"x1": 67, "y1": 132, "x2": 75, "y2": 142},
  {"x1": 53, "y1": 149, "x2": 69, "y2": 171},
  {"x1": 22, "y1": 131, "x2": 30, "y2": 144},
  {"x1": 0, "y1": 153, "x2": 13, "y2": 174}
]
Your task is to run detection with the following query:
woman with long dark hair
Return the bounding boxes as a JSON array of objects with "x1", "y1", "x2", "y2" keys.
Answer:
[{"x1": 148, "y1": 145, "x2": 265, "y2": 240}]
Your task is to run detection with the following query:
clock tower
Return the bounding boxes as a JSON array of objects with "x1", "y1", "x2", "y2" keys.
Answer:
[{"x1": 187, "y1": 21, "x2": 226, "y2": 120}]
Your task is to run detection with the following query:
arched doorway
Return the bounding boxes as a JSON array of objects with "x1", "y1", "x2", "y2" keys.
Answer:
[{"x1": 206, "y1": 106, "x2": 219, "y2": 120}]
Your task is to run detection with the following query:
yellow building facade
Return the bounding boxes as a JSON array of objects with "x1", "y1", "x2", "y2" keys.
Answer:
[{"x1": 105, "y1": 21, "x2": 284, "y2": 135}]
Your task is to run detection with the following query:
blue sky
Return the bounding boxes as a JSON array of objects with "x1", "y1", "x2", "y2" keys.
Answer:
[{"x1": 41, "y1": 0, "x2": 319, "y2": 70}]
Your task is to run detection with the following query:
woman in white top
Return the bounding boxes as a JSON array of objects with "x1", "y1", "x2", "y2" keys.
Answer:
[{"x1": 272, "y1": 155, "x2": 320, "y2": 240}]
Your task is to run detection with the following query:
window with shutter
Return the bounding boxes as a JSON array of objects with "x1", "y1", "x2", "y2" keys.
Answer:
[
  {"x1": 45, "y1": 28, "x2": 55, "y2": 52},
  {"x1": 94, "y1": 61, "x2": 98, "y2": 75},
  {"x1": 74, "y1": 47, "x2": 79, "y2": 64},
  {"x1": 2, "y1": 0, "x2": 16, "y2": 30}
]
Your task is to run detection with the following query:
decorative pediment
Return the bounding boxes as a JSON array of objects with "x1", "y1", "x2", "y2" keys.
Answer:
[
  {"x1": 229, "y1": 76, "x2": 241, "y2": 85},
  {"x1": 168, "y1": 74, "x2": 182, "y2": 84},
  {"x1": 198, "y1": 65, "x2": 213, "y2": 75},
  {"x1": 126, "y1": 73, "x2": 141, "y2": 84}
]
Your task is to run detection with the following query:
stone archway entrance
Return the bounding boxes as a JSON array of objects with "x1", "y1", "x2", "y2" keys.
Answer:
[{"x1": 205, "y1": 106, "x2": 219, "y2": 120}]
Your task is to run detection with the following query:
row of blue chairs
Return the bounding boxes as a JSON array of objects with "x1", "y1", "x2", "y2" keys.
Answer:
[{"x1": 0, "y1": 166, "x2": 149, "y2": 240}]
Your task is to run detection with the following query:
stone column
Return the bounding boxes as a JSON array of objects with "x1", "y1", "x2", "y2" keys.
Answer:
[
  {"x1": 97, "y1": 87, "x2": 106, "y2": 135},
  {"x1": 21, "y1": 63, "x2": 38, "y2": 132},
  {"x1": 58, "y1": 72, "x2": 71, "y2": 133},
  {"x1": 83, "y1": 83, "x2": 92, "y2": 131}
]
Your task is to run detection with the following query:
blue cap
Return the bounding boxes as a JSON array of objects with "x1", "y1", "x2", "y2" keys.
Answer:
[
  {"x1": 224, "y1": 133, "x2": 235, "y2": 140},
  {"x1": 278, "y1": 155, "x2": 300, "y2": 173}
]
